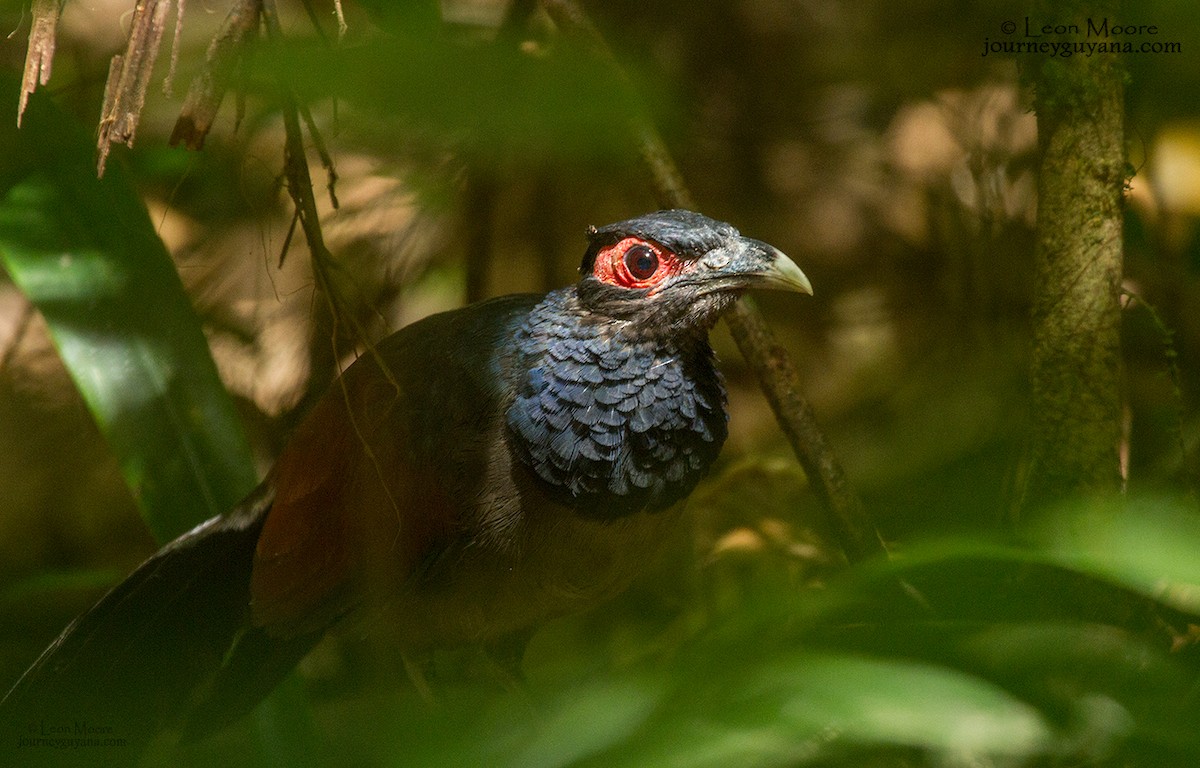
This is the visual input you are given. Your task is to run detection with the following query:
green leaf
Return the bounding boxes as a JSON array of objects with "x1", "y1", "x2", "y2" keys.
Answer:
[
  {"x1": 509, "y1": 677, "x2": 665, "y2": 768},
  {"x1": 1032, "y1": 495, "x2": 1200, "y2": 614},
  {"x1": 962, "y1": 621, "x2": 1193, "y2": 756},
  {"x1": 759, "y1": 652, "x2": 1052, "y2": 760},
  {"x1": 0, "y1": 78, "x2": 255, "y2": 543},
  {"x1": 584, "y1": 651, "x2": 1053, "y2": 768}
]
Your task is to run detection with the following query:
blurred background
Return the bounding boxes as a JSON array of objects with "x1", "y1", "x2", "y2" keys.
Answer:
[{"x1": 1, "y1": 0, "x2": 1200, "y2": 765}]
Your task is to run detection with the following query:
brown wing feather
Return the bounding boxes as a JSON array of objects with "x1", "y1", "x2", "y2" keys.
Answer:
[
  {"x1": 249, "y1": 296, "x2": 538, "y2": 641},
  {"x1": 249, "y1": 362, "x2": 457, "y2": 638}
]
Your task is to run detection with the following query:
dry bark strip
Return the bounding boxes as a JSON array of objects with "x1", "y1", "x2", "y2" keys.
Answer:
[
  {"x1": 18, "y1": 0, "x2": 62, "y2": 128},
  {"x1": 171, "y1": 0, "x2": 263, "y2": 150},
  {"x1": 98, "y1": 0, "x2": 175, "y2": 175}
]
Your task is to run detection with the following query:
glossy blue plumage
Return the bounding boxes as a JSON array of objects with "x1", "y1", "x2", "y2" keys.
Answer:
[{"x1": 506, "y1": 288, "x2": 728, "y2": 517}]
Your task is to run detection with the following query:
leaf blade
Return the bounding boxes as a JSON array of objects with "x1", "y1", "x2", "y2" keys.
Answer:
[{"x1": 0, "y1": 81, "x2": 255, "y2": 543}]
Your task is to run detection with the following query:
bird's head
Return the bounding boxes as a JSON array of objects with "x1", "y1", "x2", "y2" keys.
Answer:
[{"x1": 576, "y1": 209, "x2": 812, "y2": 334}]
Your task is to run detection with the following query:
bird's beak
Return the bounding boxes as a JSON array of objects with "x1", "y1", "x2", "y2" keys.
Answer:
[
  {"x1": 744, "y1": 239, "x2": 814, "y2": 295},
  {"x1": 699, "y1": 237, "x2": 814, "y2": 296}
]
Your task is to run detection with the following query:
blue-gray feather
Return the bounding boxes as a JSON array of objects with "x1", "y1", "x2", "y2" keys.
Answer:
[{"x1": 505, "y1": 288, "x2": 728, "y2": 517}]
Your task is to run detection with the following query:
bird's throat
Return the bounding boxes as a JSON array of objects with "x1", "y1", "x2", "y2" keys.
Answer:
[{"x1": 505, "y1": 290, "x2": 729, "y2": 519}]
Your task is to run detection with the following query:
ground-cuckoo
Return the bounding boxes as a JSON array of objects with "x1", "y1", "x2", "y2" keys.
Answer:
[{"x1": 1, "y1": 209, "x2": 811, "y2": 758}]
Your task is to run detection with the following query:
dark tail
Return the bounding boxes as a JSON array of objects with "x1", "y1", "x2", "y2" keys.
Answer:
[{"x1": 0, "y1": 481, "x2": 319, "y2": 766}]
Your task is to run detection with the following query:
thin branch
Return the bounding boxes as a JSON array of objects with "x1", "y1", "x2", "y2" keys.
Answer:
[
  {"x1": 1121, "y1": 288, "x2": 1192, "y2": 496},
  {"x1": 334, "y1": 0, "x2": 348, "y2": 40},
  {"x1": 281, "y1": 0, "x2": 341, "y2": 208},
  {"x1": 259, "y1": 0, "x2": 393, "y2": 386},
  {"x1": 261, "y1": 2, "x2": 340, "y2": 319},
  {"x1": 725, "y1": 298, "x2": 885, "y2": 561},
  {"x1": 540, "y1": 0, "x2": 888, "y2": 564},
  {"x1": 297, "y1": 0, "x2": 332, "y2": 44},
  {"x1": 279, "y1": 207, "x2": 300, "y2": 269},
  {"x1": 297, "y1": 102, "x2": 339, "y2": 210},
  {"x1": 264, "y1": 56, "x2": 404, "y2": 526},
  {"x1": 162, "y1": 0, "x2": 186, "y2": 97}
]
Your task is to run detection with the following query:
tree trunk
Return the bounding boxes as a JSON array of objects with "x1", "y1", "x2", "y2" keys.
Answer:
[{"x1": 1024, "y1": 0, "x2": 1126, "y2": 509}]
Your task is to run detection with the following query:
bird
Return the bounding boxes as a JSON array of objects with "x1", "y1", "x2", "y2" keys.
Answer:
[{"x1": 0, "y1": 209, "x2": 811, "y2": 762}]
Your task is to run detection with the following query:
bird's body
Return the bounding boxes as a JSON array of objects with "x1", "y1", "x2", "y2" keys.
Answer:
[
  {"x1": 254, "y1": 289, "x2": 719, "y2": 649},
  {"x1": 0, "y1": 210, "x2": 810, "y2": 762}
]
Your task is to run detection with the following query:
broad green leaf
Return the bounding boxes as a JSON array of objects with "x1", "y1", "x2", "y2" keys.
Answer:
[
  {"x1": 962, "y1": 621, "x2": 1195, "y2": 755},
  {"x1": 509, "y1": 677, "x2": 665, "y2": 768},
  {"x1": 1033, "y1": 496, "x2": 1200, "y2": 613},
  {"x1": 0, "y1": 76, "x2": 306, "y2": 768},
  {"x1": 578, "y1": 651, "x2": 1053, "y2": 768},
  {"x1": 761, "y1": 652, "x2": 1051, "y2": 755},
  {"x1": 0, "y1": 78, "x2": 255, "y2": 543}
]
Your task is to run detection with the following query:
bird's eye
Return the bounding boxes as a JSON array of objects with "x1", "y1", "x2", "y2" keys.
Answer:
[
  {"x1": 591, "y1": 237, "x2": 681, "y2": 290},
  {"x1": 624, "y1": 245, "x2": 659, "y2": 280}
]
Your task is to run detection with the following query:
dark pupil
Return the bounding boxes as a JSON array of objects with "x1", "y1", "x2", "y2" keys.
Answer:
[{"x1": 625, "y1": 245, "x2": 658, "y2": 279}]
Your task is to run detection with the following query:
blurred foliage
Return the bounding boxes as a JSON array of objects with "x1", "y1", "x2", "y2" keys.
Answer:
[
  {"x1": 168, "y1": 495, "x2": 1200, "y2": 768},
  {"x1": 267, "y1": 35, "x2": 660, "y2": 163},
  {"x1": 1, "y1": 0, "x2": 1200, "y2": 767}
]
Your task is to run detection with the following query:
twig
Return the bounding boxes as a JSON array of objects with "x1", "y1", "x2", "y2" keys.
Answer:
[
  {"x1": 725, "y1": 298, "x2": 885, "y2": 561},
  {"x1": 261, "y1": 2, "x2": 342, "y2": 328},
  {"x1": 297, "y1": 0, "x2": 333, "y2": 44},
  {"x1": 297, "y1": 102, "x2": 339, "y2": 210},
  {"x1": 334, "y1": 0, "x2": 348, "y2": 40},
  {"x1": 540, "y1": 0, "x2": 888, "y2": 564},
  {"x1": 259, "y1": 0, "x2": 394, "y2": 386},
  {"x1": 163, "y1": 0, "x2": 186, "y2": 97},
  {"x1": 260, "y1": 0, "x2": 403, "y2": 523},
  {"x1": 1121, "y1": 287, "x2": 1193, "y2": 497}
]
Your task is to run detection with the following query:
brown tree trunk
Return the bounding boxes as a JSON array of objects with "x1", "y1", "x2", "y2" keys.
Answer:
[{"x1": 1024, "y1": 0, "x2": 1126, "y2": 509}]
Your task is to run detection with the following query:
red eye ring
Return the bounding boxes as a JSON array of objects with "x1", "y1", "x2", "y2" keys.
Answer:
[{"x1": 593, "y1": 237, "x2": 682, "y2": 290}]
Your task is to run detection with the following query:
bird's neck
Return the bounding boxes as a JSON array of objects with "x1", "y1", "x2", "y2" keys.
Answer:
[{"x1": 505, "y1": 289, "x2": 728, "y2": 519}]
